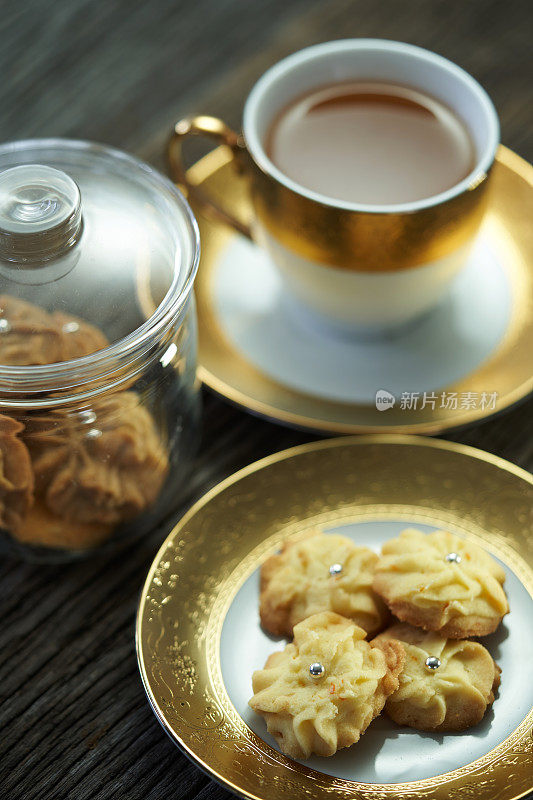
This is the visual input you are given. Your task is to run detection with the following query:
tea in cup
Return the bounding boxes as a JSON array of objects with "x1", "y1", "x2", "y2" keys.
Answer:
[{"x1": 169, "y1": 40, "x2": 499, "y2": 335}]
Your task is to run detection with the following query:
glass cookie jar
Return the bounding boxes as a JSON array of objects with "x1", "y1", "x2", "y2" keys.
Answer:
[{"x1": 0, "y1": 139, "x2": 201, "y2": 560}]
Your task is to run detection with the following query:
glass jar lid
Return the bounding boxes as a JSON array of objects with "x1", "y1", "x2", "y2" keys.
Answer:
[{"x1": 0, "y1": 139, "x2": 199, "y2": 387}]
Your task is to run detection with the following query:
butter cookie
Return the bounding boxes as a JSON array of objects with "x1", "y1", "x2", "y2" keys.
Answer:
[
  {"x1": 260, "y1": 531, "x2": 389, "y2": 637},
  {"x1": 373, "y1": 622, "x2": 500, "y2": 731},
  {"x1": 249, "y1": 611, "x2": 404, "y2": 759},
  {"x1": 373, "y1": 528, "x2": 508, "y2": 637}
]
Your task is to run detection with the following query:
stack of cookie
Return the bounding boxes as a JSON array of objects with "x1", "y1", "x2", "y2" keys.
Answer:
[
  {"x1": 249, "y1": 528, "x2": 508, "y2": 760},
  {"x1": 0, "y1": 294, "x2": 169, "y2": 550}
]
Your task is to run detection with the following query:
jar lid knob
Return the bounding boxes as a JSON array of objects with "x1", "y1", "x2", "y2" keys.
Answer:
[{"x1": 0, "y1": 164, "x2": 82, "y2": 266}]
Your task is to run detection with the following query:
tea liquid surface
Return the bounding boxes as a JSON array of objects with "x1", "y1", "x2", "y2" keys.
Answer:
[{"x1": 265, "y1": 81, "x2": 476, "y2": 205}]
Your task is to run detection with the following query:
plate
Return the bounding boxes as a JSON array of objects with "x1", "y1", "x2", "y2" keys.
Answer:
[
  {"x1": 137, "y1": 435, "x2": 533, "y2": 800},
  {"x1": 180, "y1": 145, "x2": 533, "y2": 434}
]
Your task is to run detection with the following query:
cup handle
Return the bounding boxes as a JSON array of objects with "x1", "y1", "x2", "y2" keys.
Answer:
[{"x1": 167, "y1": 115, "x2": 252, "y2": 239}]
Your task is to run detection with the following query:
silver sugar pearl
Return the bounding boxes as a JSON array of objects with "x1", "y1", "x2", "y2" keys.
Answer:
[
  {"x1": 329, "y1": 563, "x2": 343, "y2": 576},
  {"x1": 0, "y1": 318, "x2": 11, "y2": 333},
  {"x1": 86, "y1": 428, "x2": 102, "y2": 439},
  {"x1": 62, "y1": 321, "x2": 80, "y2": 333},
  {"x1": 445, "y1": 552, "x2": 462, "y2": 564},
  {"x1": 309, "y1": 662, "x2": 325, "y2": 679},
  {"x1": 425, "y1": 656, "x2": 441, "y2": 671}
]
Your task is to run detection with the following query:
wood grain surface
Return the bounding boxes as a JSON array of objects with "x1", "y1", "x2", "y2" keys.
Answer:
[{"x1": 0, "y1": 1, "x2": 532, "y2": 799}]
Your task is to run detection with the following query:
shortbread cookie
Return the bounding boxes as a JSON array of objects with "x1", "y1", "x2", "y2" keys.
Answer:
[
  {"x1": 373, "y1": 528, "x2": 508, "y2": 637},
  {"x1": 12, "y1": 499, "x2": 112, "y2": 549},
  {"x1": 0, "y1": 414, "x2": 34, "y2": 534},
  {"x1": 0, "y1": 295, "x2": 108, "y2": 366},
  {"x1": 0, "y1": 295, "x2": 64, "y2": 365},
  {"x1": 51, "y1": 310, "x2": 109, "y2": 361},
  {"x1": 24, "y1": 392, "x2": 169, "y2": 526},
  {"x1": 373, "y1": 623, "x2": 501, "y2": 731},
  {"x1": 260, "y1": 531, "x2": 389, "y2": 637},
  {"x1": 249, "y1": 611, "x2": 404, "y2": 759}
]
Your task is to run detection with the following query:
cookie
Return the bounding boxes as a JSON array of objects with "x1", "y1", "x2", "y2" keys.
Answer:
[
  {"x1": 51, "y1": 310, "x2": 109, "y2": 361},
  {"x1": 0, "y1": 295, "x2": 108, "y2": 366},
  {"x1": 373, "y1": 528, "x2": 508, "y2": 637},
  {"x1": 12, "y1": 498, "x2": 112, "y2": 550},
  {"x1": 24, "y1": 392, "x2": 169, "y2": 526},
  {"x1": 0, "y1": 295, "x2": 64, "y2": 365},
  {"x1": 249, "y1": 611, "x2": 404, "y2": 759},
  {"x1": 373, "y1": 623, "x2": 501, "y2": 731},
  {"x1": 0, "y1": 414, "x2": 34, "y2": 534},
  {"x1": 260, "y1": 531, "x2": 389, "y2": 637}
]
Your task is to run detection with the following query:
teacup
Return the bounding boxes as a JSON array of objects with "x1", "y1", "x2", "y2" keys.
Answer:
[{"x1": 169, "y1": 39, "x2": 499, "y2": 336}]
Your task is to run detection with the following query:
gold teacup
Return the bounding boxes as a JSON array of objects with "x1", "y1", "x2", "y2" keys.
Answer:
[{"x1": 169, "y1": 40, "x2": 499, "y2": 336}]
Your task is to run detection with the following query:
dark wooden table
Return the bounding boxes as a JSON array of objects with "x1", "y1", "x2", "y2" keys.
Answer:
[{"x1": 1, "y1": 1, "x2": 531, "y2": 799}]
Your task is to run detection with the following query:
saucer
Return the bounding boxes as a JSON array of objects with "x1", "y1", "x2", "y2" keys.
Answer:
[
  {"x1": 137, "y1": 435, "x2": 533, "y2": 800},
  {"x1": 172, "y1": 146, "x2": 533, "y2": 434}
]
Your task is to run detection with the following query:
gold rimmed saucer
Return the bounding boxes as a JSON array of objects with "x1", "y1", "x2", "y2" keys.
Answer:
[
  {"x1": 174, "y1": 145, "x2": 532, "y2": 435},
  {"x1": 137, "y1": 435, "x2": 533, "y2": 800}
]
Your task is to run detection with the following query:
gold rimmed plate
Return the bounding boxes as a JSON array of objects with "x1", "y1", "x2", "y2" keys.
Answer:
[
  {"x1": 156, "y1": 145, "x2": 532, "y2": 435},
  {"x1": 137, "y1": 435, "x2": 533, "y2": 800}
]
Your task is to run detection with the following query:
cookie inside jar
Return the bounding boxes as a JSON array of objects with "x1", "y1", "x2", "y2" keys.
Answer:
[
  {"x1": 0, "y1": 141, "x2": 201, "y2": 558},
  {"x1": 0, "y1": 294, "x2": 170, "y2": 551}
]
